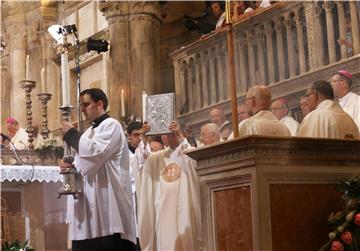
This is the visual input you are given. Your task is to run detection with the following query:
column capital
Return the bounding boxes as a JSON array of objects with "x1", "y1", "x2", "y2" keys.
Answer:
[
  {"x1": 99, "y1": 1, "x2": 161, "y2": 23},
  {"x1": 322, "y1": 1, "x2": 334, "y2": 12},
  {"x1": 274, "y1": 19, "x2": 284, "y2": 32},
  {"x1": 26, "y1": 19, "x2": 41, "y2": 52},
  {"x1": 5, "y1": 15, "x2": 26, "y2": 50},
  {"x1": 264, "y1": 23, "x2": 274, "y2": 35},
  {"x1": 314, "y1": 4, "x2": 323, "y2": 17},
  {"x1": 255, "y1": 27, "x2": 265, "y2": 43},
  {"x1": 246, "y1": 31, "x2": 255, "y2": 44},
  {"x1": 238, "y1": 34, "x2": 247, "y2": 49},
  {"x1": 335, "y1": 1, "x2": 345, "y2": 8}
]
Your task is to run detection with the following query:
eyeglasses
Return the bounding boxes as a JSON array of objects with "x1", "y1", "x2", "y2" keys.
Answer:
[{"x1": 302, "y1": 91, "x2": 315, "y2": 100}]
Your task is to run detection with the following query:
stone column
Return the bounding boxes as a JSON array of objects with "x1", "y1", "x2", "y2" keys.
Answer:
[
  {"x1": 304, "y1": 2, "x2": 320, "y2": 69},
  {"x1": 5, "y1": 3, "x2": 27, "y2": 126},
  {"x1": 275, "y1": 19, "x2": 286, "y2": 80},
  {"x1": 201, "y1": 51, "x2": 209, "y2": 107},
  {"x1": 99, "y1": 2, "x2": 160, "y2": 119},
  {"x1": 255, "y1": 27, "x2": 266, "y2": 83},
  {"x1": 179, "y1": 62, "x2": 188, "y2": 113},
  {"x1": 314, "y1": 4, "x2": 325, "y2": 66},
  {"x1": 285, "y1": 16, "x2": 296, "y2": 78},
  {"x1": 349, "y1": 1, "x2": 360, "y2": 55},
  {"x1": 173, "y1": 60, "x2": 182, "y2": 115},
  {"x1": 194, "y1": 55, "x2": 202, "y2": 109},
  {"x1": 323, "y1": 2, "x2": 336, "y2": 63},
  {"x1": 264, "y1": 23, "x2": 275, "y2": 83},
  {"x1": 336, "y1": 1, "x2": 348, "y2": 59},
  {"x1": 187, "y1": 59, "x2": 194, "y2": 112},
  {"x1": 209, "y1": 48, "x2": 218, "y2": 104},
  {"x1": 246, "y1": 31, "x2": 256, "y2": 85},
  {"x1": 295, "y1": 9, "x2": 306, "y2": 74},
  {"x1": 217, "y1": 43, "x2": 226, "y2": 101},
  {"x1": 238, "y1": 35, "x2": 248, "y2": 94}
]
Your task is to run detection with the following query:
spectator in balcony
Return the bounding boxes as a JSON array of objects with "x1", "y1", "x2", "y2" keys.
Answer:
[
  {"x1": 210, "y1": 107, "x2": 232, "y2": 140},
  {"x1": 211, "y1": 1, "x2": 226, "y2": 30},
  {"x1": 200, "y1": 123, "x2": 221, "y2": 146},
  {"x1": 271, "y1": 98, "x2": 300, "y2": 136},
  {"x1": 297, "y1": 80, "x2": 359, "y2": 139},
  {"x1": 330, "y1": 70, "x2": 360, "y2": 130},
  {"x1": 300, "y1": 96, "x2": 310, "y2": 118},
  {"x1": 236, "y1": 85, "x2": 291, "y2": 137},
  {"x1": 4, "y1": 117, "x2": 29, "y2": 150}
]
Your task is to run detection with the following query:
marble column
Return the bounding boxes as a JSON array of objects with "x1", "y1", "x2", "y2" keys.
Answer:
[
  {"x1": 285, "y1": 16, "x2": 296, "y2": 78},
  {"x1": 336, "y1": 2, "x2": 348, "y2": 59},
  {"x1": 295, "y1": 9, "x2": 306, "y2": 74},
  {"x1": 323, "y1": 2, "x2": 337, "y2": 64},
  {"x1": 314, "y1": 4, "x2": 325, "y2": 66},
  {"x1": 238, "y1": 35, "x2": 248, "y2": 94},
  {"x1": 99, "y1": 2, "x2": 160, "y2": 119},
  {"x1": 255, "y1": 27, "x2": 266, "y2": 83},
  {"x1": 187, "y1": 59, "x2": 194, "y2": 112},
  {"x1": 264, "y1": 23, "x2": 275, "y2": 83},
  {"x1": 179, "y1": 62, "x2": 188, "y2": 113},
  {"x1": 246, "y1": 31, "x2": 256, "y2": 85},
  {"x1": 209, "y1": 48, "x2": 218, "y2": 104},
  {"x1": 349, "y1": 1, "x2": 360, "y2": 55},
  {"x1": 5, "y1": 4, "x2": 27, "y2": 126},
  {"x1": 304, "y1": 2, "x2": 320, "y2": 69},
  {"x1": 194, "y1": 55, "x2": 202, "y2": 110},
  {"x1": 275, "y1": 19, "x2": 286, "y2": 80},
  {"x1": 201, "y1": 51, "x2": 209, "y2": 107},
  {"x1": 216, "y1": 43, "x2": 226, "y2": 101}
]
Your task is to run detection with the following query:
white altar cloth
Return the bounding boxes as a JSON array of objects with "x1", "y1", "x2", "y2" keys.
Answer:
[{"x1": 0, "y1": 165, "x2": 62, "y2": 183}]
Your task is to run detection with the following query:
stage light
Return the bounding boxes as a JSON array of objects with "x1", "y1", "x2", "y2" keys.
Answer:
[{"x1": 86, "y1": 38, "x2": 110, "y2": 54}]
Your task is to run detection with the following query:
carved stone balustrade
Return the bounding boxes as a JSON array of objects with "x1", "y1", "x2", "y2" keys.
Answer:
[
  {"x1": 171, "y1": 1, "x2": 360, "y2": 135},
  {"x1": 1, "y1": 149, "x2": 60, "y2": 166}
]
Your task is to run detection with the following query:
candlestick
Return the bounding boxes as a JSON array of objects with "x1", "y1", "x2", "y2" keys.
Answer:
[
  {"x1": 25, "y1": 55, "x2": 30, "y2": 80},
  {"x1": 41, "y1": 67, "x2": 46, "y2": 93},
  {"x1": 37, "y1": 93, "x2": 52, "y2": 139},
  {"x1": 20, "y1": 80, "x2": 36, "y2": 150},
  {"x1": 61, "y1": 53, "x2": 70, "y2": 105},
  {"x1": 142, "y1": 91, "x2": 147, "y2": 122},
  {"x1": 121, "y1": 89, "x2": 125, "y2": 117}
]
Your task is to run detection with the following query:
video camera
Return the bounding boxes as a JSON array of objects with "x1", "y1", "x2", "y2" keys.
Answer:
[{"x1": 183, "y1": 13, "x2": 215, "y2": 35}]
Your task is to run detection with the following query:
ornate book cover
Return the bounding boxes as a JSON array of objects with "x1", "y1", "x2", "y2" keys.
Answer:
[{"x1": 144, "y1": 93, "x2": 175, "y2": 135}]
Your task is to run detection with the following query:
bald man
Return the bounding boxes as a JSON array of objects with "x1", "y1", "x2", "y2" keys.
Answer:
[
  {"x1": 237, "y1": 85, "x2": 291, "y2": 137},
  {"x1": 200, "y1": 123, "x2": 221, "y2": 146},
  {"x1": 297, "y1": 80, "x2": 359, "y2": 139},
  {"x1": 209, "y1": 107, "x2": 232, "y2": 140},
  {"x1": 271, "y1": 98, "x2": 300, "y2": 136}
]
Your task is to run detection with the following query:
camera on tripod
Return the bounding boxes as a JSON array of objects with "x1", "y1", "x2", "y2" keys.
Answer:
[{"x1": 183, "y1": 13, "x2": 215, "y2": 35}]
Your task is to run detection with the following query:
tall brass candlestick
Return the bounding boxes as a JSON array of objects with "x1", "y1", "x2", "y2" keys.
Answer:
[
  {"x1": 20, "y1": 80, "x2": 36, "y2": 149},
  {"x1": 37, "y1": 93, "x2": 52, "y2": 139}
]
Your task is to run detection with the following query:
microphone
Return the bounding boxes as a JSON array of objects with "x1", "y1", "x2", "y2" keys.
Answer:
[{"x1": 1, "y1": 133, "x2": 11, "y2": 141}]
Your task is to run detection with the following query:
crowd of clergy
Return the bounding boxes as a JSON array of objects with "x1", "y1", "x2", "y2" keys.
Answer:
[{"x1": 1, "y1": 69, "x2": 359, "y2": 251}]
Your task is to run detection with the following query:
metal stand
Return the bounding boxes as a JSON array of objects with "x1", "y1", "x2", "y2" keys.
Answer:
[
  {"x1": 20, "y1": 80, "x2": 36, "y2": 150},
  {"x1": 37, "y1": 93, "x2": 52, "y2": 139},
  {"x1": 57, "y1": 105, "x2": 81, "y2": 199}
]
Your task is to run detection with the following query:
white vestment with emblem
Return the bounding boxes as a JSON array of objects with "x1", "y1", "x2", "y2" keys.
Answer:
[
  {"x1": 338, "y1": 91, "x2": 360, "y2": 130},
  {"x1": 132, "y1": 139, "x2": 202, "y2": 251}
]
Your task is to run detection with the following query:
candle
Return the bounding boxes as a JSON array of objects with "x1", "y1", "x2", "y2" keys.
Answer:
[
  {"x1": 142, "y1": 91, "x2": 147, "y2": 122},
  {"x1": 41, "y1": 67, "x2": 46, "y2": 93},
  {"x1": 121, "y1": 89, "x2": 125, "y2": 117},
  {"x1": 61, "y1": 53, "x2": 70, "y2": 105},
  {"x1": 25, "y1": 54, "x2": 30, "y2": 80}
]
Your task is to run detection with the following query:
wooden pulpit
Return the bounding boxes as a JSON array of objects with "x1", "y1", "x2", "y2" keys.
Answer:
[{"x1": 186, "y1": 136, "x2": 360, "y2": 251}]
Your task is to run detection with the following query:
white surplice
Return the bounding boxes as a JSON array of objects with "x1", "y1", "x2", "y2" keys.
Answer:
[
  {"x1": 338, "y1": 91, "x2": 360, "y2": 130},
  {"x1": 238, "y1": 110, "x2": 291, "y2": 137},
  {"x1": 10, "y1": 127, "x2": 29, "y2": 150},
  {"x1": 67, "y1": 118, "x2": 136, "y2": 243},
  {"x1": 296, "y1": 99, "x2": 359, "y2": 139},
  {"x1": 133, "y1": 139, "x2": 202, "y2": 251},
  {"x1": 281, "y1": 115, "x2": 300, "y2": 136}
]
